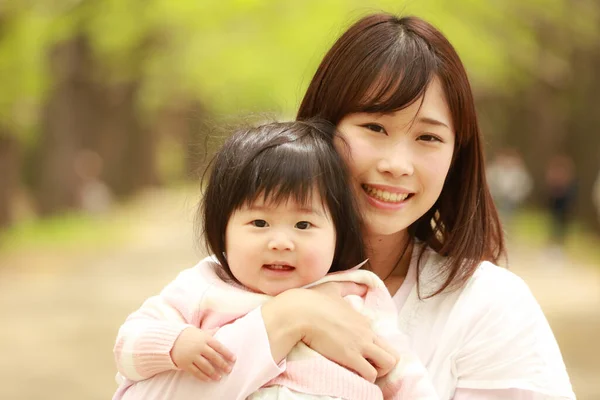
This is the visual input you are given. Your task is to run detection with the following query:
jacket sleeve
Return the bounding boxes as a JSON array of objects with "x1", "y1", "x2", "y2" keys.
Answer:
[
  {"x1": 114, "y1": 307, "x2": 286, "y2": 399},
  {"x1": 113, "y1": 264, "x2": 207, "y2": 381},
  {"x1": 113, "y1": 259, "x2": 286, "y2": 397}
]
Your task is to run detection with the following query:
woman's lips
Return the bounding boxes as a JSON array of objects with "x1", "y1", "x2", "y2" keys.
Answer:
[{"x1": 361, "y1": 184, "x2": 413, "y2": 204}]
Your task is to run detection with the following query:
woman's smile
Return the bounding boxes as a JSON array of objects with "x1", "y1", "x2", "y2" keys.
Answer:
[{"x1": 361, "y1": 184, "x2": 414, "y2": 204}]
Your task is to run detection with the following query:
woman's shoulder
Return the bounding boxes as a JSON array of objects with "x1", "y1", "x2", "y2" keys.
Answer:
[
  {"x1": 412, "y1": 249, "x2": 574, "y2": 397},
  {"x1": 418, "y1": 245, "x2": 532, "y2": 303},
  {"x1": 466, "y1": 261, "x2": 532, "y2": 299}
]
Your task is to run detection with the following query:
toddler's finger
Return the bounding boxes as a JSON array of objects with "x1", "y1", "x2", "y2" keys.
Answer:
[
  {"x1": 193, "y1": 356, "x2": 221, "y2": 381},
  {"x1": 207, "y1": 337, "x2": 237, "y2": 363},
  {"x1": 203, "y1": 344, "x2": 234, "y2": 373},
  {"x1": 188, "y1": 365, "x2": 213, "y2": 382}
]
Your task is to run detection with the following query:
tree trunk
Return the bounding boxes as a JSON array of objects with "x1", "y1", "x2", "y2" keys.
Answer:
[
  {"x1": 0, "y1": 132, "x2": 19, "y2": 228},
  {"x1": 33, "y1": 36, "x2": 95, "y2": 216},
  {"x1": 98, "y1": 81, "x2": 159, "y2": 197}
]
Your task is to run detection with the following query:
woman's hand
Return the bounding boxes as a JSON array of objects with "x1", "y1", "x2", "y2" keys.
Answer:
[{"x1": 261, "y1": 281, "x2": 398, "y2": 383}]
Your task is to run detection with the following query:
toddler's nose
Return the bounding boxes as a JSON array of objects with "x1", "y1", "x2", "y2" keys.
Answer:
[{"x1": 268, "y1": 232, "x2": 294, "y2": 251}]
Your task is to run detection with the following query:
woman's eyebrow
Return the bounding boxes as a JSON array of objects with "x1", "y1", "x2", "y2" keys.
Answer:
[{"x1": 418, "y1": 116, "x2": 450, "y2": 129}]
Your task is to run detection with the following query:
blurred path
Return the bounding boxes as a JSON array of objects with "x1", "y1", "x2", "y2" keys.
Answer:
[
  {"x1": 0, "y1": 189, "x2": 201, "y2": 400},
  {"x1": 507, "y1": 243, "x2": 600, "y2": 399},
  {"x1": 0, "y1": 188, "x2": 598, "y2": 399}
]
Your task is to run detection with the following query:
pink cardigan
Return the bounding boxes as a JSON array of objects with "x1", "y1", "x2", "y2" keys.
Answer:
[{"x1": 113, "y1": 257, "x2": 438, "y2": 399}]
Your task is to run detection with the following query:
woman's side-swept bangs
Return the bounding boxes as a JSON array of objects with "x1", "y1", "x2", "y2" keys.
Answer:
[
  {"x1": 298, "y1": 14, "x2": 439, "y2": 123},
  {"x1": 354, "y1": 28, "x2": 438, "y2": 116}
]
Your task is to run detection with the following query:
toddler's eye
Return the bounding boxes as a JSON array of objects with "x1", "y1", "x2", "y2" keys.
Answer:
[
  {"x1": 251, "y1": 220, "x2": 269, "y2": 227},
  {"x1": 295, "y1": 221, "x2": 312, "y2": 230}
]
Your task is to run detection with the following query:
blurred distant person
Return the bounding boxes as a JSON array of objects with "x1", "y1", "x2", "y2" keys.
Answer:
[
  {"x1": 545, "y1": 154, "x2": 576, "y2": 250},
  {"x1": 486, "y1": 147, "x2": 532, "y2": 227},
  {"x1": 593, "y1": 169, "x2": 600, "y2": 222},
  {"x1": 74, "y1": 150, "x2": 113, "y2": 215}
]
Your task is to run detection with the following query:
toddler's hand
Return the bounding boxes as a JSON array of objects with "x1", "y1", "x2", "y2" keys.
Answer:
[{"x1": 170, "y1": 327, "x2": 236, "y2": 381}]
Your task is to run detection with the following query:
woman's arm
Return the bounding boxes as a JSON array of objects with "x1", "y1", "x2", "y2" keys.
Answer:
[
  {"x1": 190, "y1": 282, "x2": 398, "y2": 399},
  {"x1": 276, "y1": 282, "x2": 398, "y2": 382},
  {"x1": 115, "y1": 267, "x2": 397, "y2": 393}
]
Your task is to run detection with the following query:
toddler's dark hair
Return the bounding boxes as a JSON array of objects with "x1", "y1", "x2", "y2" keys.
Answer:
[{"x1": 200, "y1": 119, "x2": 364, "y2": 283}]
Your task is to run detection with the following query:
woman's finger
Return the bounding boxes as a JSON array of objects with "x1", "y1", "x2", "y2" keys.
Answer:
[
  {"x1": 373, "y1": 335, "x2": 400, "y2": 362},
  {"x1": 336, "y1": 281, "x2": 368, "y2": 297},
  {"x1": 363, "y1": 340, "x2": 397, "y2": 378},
  {"x1": 346, "y1": 354, "x2": 378, "y2": 383}
]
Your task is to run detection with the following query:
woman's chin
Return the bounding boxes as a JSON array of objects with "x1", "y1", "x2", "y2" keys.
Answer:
[{"x1": 362, "y1": 216, "x2": 412, "y2": 237}]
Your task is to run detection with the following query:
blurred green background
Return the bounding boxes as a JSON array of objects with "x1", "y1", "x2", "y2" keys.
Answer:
[{"x1": 0, "y1": 0, "x2": 599, "y2": 399}]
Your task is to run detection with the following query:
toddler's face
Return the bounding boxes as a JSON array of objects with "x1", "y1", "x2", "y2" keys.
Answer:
[{"x1": 225, "y1": 192, "x2": 336, "y2": 295}]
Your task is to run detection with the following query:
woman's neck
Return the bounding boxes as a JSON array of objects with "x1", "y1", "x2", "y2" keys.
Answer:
[{"x1": 364, "y1": 231, "x2": 412, "y2": 281}]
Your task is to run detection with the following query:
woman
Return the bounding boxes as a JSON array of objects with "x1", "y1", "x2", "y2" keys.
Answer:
[{"x1": 114, "y1": 13, "x2": 574, "y2": 399}]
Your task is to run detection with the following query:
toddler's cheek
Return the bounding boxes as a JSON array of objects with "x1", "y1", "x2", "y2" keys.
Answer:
[{"x1": 302, "y1": 252, "x2": 334, "y2": 276}]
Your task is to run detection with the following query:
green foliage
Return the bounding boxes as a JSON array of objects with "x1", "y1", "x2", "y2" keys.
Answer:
[
  {"x1": 0, "y1": 8, "x2": 49, "y2": 138},
  {"x1": 0, "y1": 211, "x2": 129, "y2": 253},
  {"x1": 1, "y1": 0, "x2": 599, "y2": 137}
]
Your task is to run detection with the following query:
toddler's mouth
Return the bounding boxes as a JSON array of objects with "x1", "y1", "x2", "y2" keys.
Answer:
[{"x1": 263, "y1": 264, "x2": 295, "y2": 271}]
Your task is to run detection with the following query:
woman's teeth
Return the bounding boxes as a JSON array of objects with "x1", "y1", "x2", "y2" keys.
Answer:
[{"x1": 362, "y1": 184, "x2": 409, "y2": 203}]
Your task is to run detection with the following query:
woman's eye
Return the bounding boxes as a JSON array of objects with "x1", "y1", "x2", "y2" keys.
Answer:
[
  {"x1": 295, "y1": 221, "x2": 312, "y2": 230},
  {"x1": 418, "y1": 134, "x2": 442, "y2": 143},
  {"x1": 363, "y1": 123, "x2": 386, "y2": 134},
  {"x1": 251, "y1": 219, "x2": 269, "y2": 227}
]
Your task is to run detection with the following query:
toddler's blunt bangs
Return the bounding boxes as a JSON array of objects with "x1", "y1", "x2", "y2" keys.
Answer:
[
  {"x1": 227, "y1": 123, "x2": 339, "y2": 214},
  {"x1": 235, "y1": 138, "x2": 331, "y2": 213}
]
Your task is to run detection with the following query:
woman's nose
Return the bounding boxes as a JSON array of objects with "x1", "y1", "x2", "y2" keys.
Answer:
[
  {"x1": 268, "y1": 231, "x2": 295, "y2": 251},
  {"x1": 376, "y1": 140, "x2": 414, "y2": 177}
]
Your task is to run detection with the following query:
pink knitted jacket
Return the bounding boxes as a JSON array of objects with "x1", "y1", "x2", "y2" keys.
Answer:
[{"x1": 113, "y1": 257, "x2": 438, "y2": 399}]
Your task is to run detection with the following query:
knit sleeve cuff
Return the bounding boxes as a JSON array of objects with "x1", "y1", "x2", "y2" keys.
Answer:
[{"x1": 119, "y1": 322, "x2": 192, "y2": 379}]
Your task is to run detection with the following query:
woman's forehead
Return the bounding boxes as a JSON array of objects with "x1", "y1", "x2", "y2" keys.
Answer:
[{"x1": 354, "y1": 77, "x2": 453, "y2": 131}]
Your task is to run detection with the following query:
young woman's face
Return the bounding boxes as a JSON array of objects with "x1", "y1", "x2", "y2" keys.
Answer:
[
  {"x1": 225, "y1": 192, "x2": 336, "y2": 296},
  {"x1": 336, "y1": 77, "x2": 455, "y2": 238}
]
